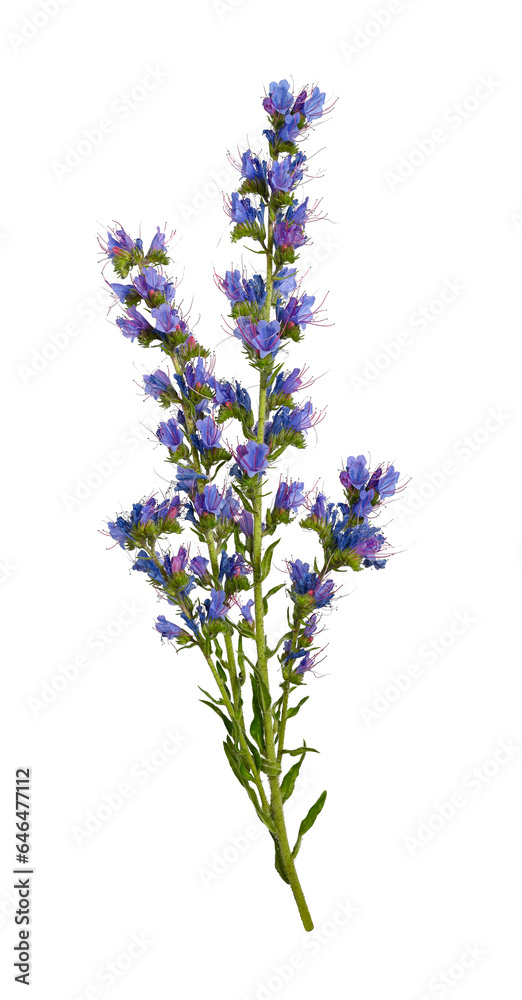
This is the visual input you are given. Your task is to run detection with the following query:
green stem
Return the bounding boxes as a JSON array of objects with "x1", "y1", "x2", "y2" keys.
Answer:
[
  {"x1": 250, "y1": 219, "x2": 314, "y2": 932},
  {"x1": 202, "y1": 650, "x2": 270, "y2": 816}
]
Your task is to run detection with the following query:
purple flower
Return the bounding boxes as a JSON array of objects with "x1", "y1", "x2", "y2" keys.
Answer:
[
  {"x1": 278, "y1": 113, "x2": 302, "y2": 143},
  {"x1": 151, "y1": 302, "x2": 184, "y2": 338},
  {"x1": 377, "y1": 466, "x2": 400, "y2": 499},
  {"x1": 190, "y1": 556, "x2": 211, "y2": 582},
  {"x1": 219, "y1": 550, "x2": 250, "y2": 582},
  {"x1": 208, "y1": 588, "x2": 228, "y2": 620},
  {"x1": 116, "y1": 307, "x2": 152, "y2": 341},
  {"x1": 193, "y1": 484, "x2": 225, "y2": 517},
  {"x1": 133, "y1": 266, "x2": 174, "y2": 303},
  {"x1": 351, "y1": 489, "x2": 375, "y2": 520},
  {"x1": 234, "y1": 318, "x2": 281, "y2": 358},
  {"x1": 273, "y1": 219, "x2": 306, "y2": 251},
  {"x1": 143, "y1": 369, "x2": 171, "y2": 400},
  {"x1": 155, "y1": 615, "x2": 185, "y2": 639},
  {"x1": 148, "y1": 227, "x2": 168, "y2": 255},
  {"x1": 235, "y1": 441, "x2": 270, "y2": 477},
  {"x1": 273, "y1": 267, "x2": 298, "y2": 299},
  {"x1": 277, "y1": 293, "x2": 316, "y2": 331},
  {"x1": 110, "y1": 281, "x2": 134, "y2": 303},
  {"x1": 175, "y1": 465, "x2": 208, "y2": 493},
  {"x1": 196, "y1": 416, "x2": 222, "y2": 450},
  {"x1": 269, "y1": 155, "x2": 305, "y2": 192},
  {"x1": 303, "y1": 87, "x2": 326, "y2": 122},
  {"x1": 274, "y1": 479, "x2": 306, "y2": 513},
  {"x1": 288, "y1": 559, "x2": 335, "y2": 609},
  {"x1": 228, "y1": 193, "x2": 265, "y2": 228},
  {"x1": 220, "y1": 487, "x2": 241, "y2": 522},
  {"x1": 238, "y1": 509, "x2": 254, "y2": 536},
  {"x1": 107, "y1": 228, "x2": 142, "y2": 258},
  {"x1": 340, "y1": 455, "x2": 369, "y2": 490},
  {"x1": 240, "y1": 151, "x2": 268, "y2": 183},
  {"x1": 264, "y1": 79, "x2": 294, "y2": 115},
  {"x1": 156, "y1": 418, "x2": 184, "y2": 450},
  {"x1": 241, "y1": 599, "x2": 255, "y2": 623},
  {"x1": 168, "y1": 546, "x2": 189, "y2": 574}
]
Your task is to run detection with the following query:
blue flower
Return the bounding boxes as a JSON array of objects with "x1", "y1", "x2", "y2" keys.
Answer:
[
  {"x1": 303, "y1": 87, "x2": 326, "y2": 122},
  {"x1": 274, "y1": 479, "x2": 306, "y2": 513},
  {"x1": 116, "y1": 307, "x2": 152, "y2": 341},
  {"x1": 195, "y1": 415, "x2": 222, "y2": 450},
  {"x1": 228, "y1": 193, "x2": 265, "y2": 228},
  {"x1": 110, "y1": 281, "x2": 134, "y2": 303},
  {"x1": 269, "y1": 154, "x2": 306, "y2": 192},
  {"x1": 264, "y1": 79, "x2": 294, "y2": 115},
  {"x1": 235, "y1": 441, "x2": 270, "y2": 477},
  {"x1": 143, "y1": 369, "x2": 171, "y2": 400},
  {"x1": 288, "y1": 560, "x2": 335, "y2": 608},
  {"x1": 133, "y1": 266, "x2": 174, "y2": 303},
  {"x1": 273, "y1": 267, "x2": 298, "y2": 299},
  {"x1": 193, "y1": 484, "x2": 225, "y2": 517},
  {"x1": 377, "y1": 466, "x2": 400, "y2": 499},
  {"x1": 156, "y1": 418, "x2": 184, "y2": 450},
  {"x1": 151, "y1": 302, "x2": 185, "y2": 338},
  {"x1": 219, "y1": 488, "x2": 241, "y2": 522},
  {"x1": 208, "y1": 588, "x2": 228, "y2": 620},
  {"x1": 155, "y1": 615, "x2": 186, "y2": 639},
  {"x1": 241, "y1": 599, "x2": 255, "y2": 623},
  {"x1": 219, "y1": 550, "x2": 250, "y2": 582},
  {"x1": 234, "y1": 318, "x2": 281, "y2": 358},
  {"x1": 174, "y1": 465, "x2": 208, "y2": 493},
  {"x1": 340, "y1": 455, "x2": 369, "y2": 490},
  {"x1": 351, "y1": 489, "x2": 375, "y2": 520},
  {"x1": 276, "y1": 293, "x2": 316, "y2": 331},
  {"x1": 240, "y1": 151, "x2": 268, "y2": 183},
  {"x1": 190, "y1": 556, "x2": 211, "y2": 582},
  {"x1": 269, "y1": 368, "x2": 303, "y2": 397},
  {"x1": 133, "y1": 550, "x2": 164, "y2": 584}
]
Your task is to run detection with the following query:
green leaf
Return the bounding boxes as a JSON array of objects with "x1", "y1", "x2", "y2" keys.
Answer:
[
  {"x1": 200, "y1": 700, "x2": 234, "y2": 736},
  {"x1": 260, "y1": 539, "x2": 280, "y2": 581},
  {"x1": 282, "y1": 745, "x2": 319, "y2": 756},
  {"x1": 259, "y1": 759, "x2": 282, "y2": 777},
  {"x1": 249, "y1": 675, "x2": 266, "y2": 752},
  {"x1": 197, "y1": 686, "x2": 223, "y2": 706},
  {"x1": 280, "y1": 753, "x2": 306, "y2": 803},
  {"x1": 270, "y1": 832, "x2": 290, "y2": 884},
  {"x1": 292, "y1": 790, "x2": 327, "y2": 859},
  {"x1": 287, "y1": 695, "x2": 309, "y2": 719}
]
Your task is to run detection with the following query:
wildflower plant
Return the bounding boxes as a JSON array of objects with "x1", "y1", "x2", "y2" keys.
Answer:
[{"x1": 101, "y1": 79, "x2": 403, "y2": 931}]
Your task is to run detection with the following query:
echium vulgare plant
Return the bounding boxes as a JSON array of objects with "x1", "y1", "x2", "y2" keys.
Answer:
[{"x1": 100, "y1": 79, "x2": 403, "y2": 932}]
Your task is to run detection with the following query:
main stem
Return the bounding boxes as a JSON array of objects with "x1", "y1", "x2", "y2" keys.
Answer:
[{"x1": 251, "y1": 219, "x2": 314, "y2": 932}]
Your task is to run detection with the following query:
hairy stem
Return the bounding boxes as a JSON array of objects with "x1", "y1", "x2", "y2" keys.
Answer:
[{"x1": 250, "y1": 218, "x2": 314, "y2": 932}]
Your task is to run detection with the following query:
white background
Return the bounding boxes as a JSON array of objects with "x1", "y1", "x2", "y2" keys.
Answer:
[{"x1": 1, "y1": 0, "x2": 521, "y2": 997}]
